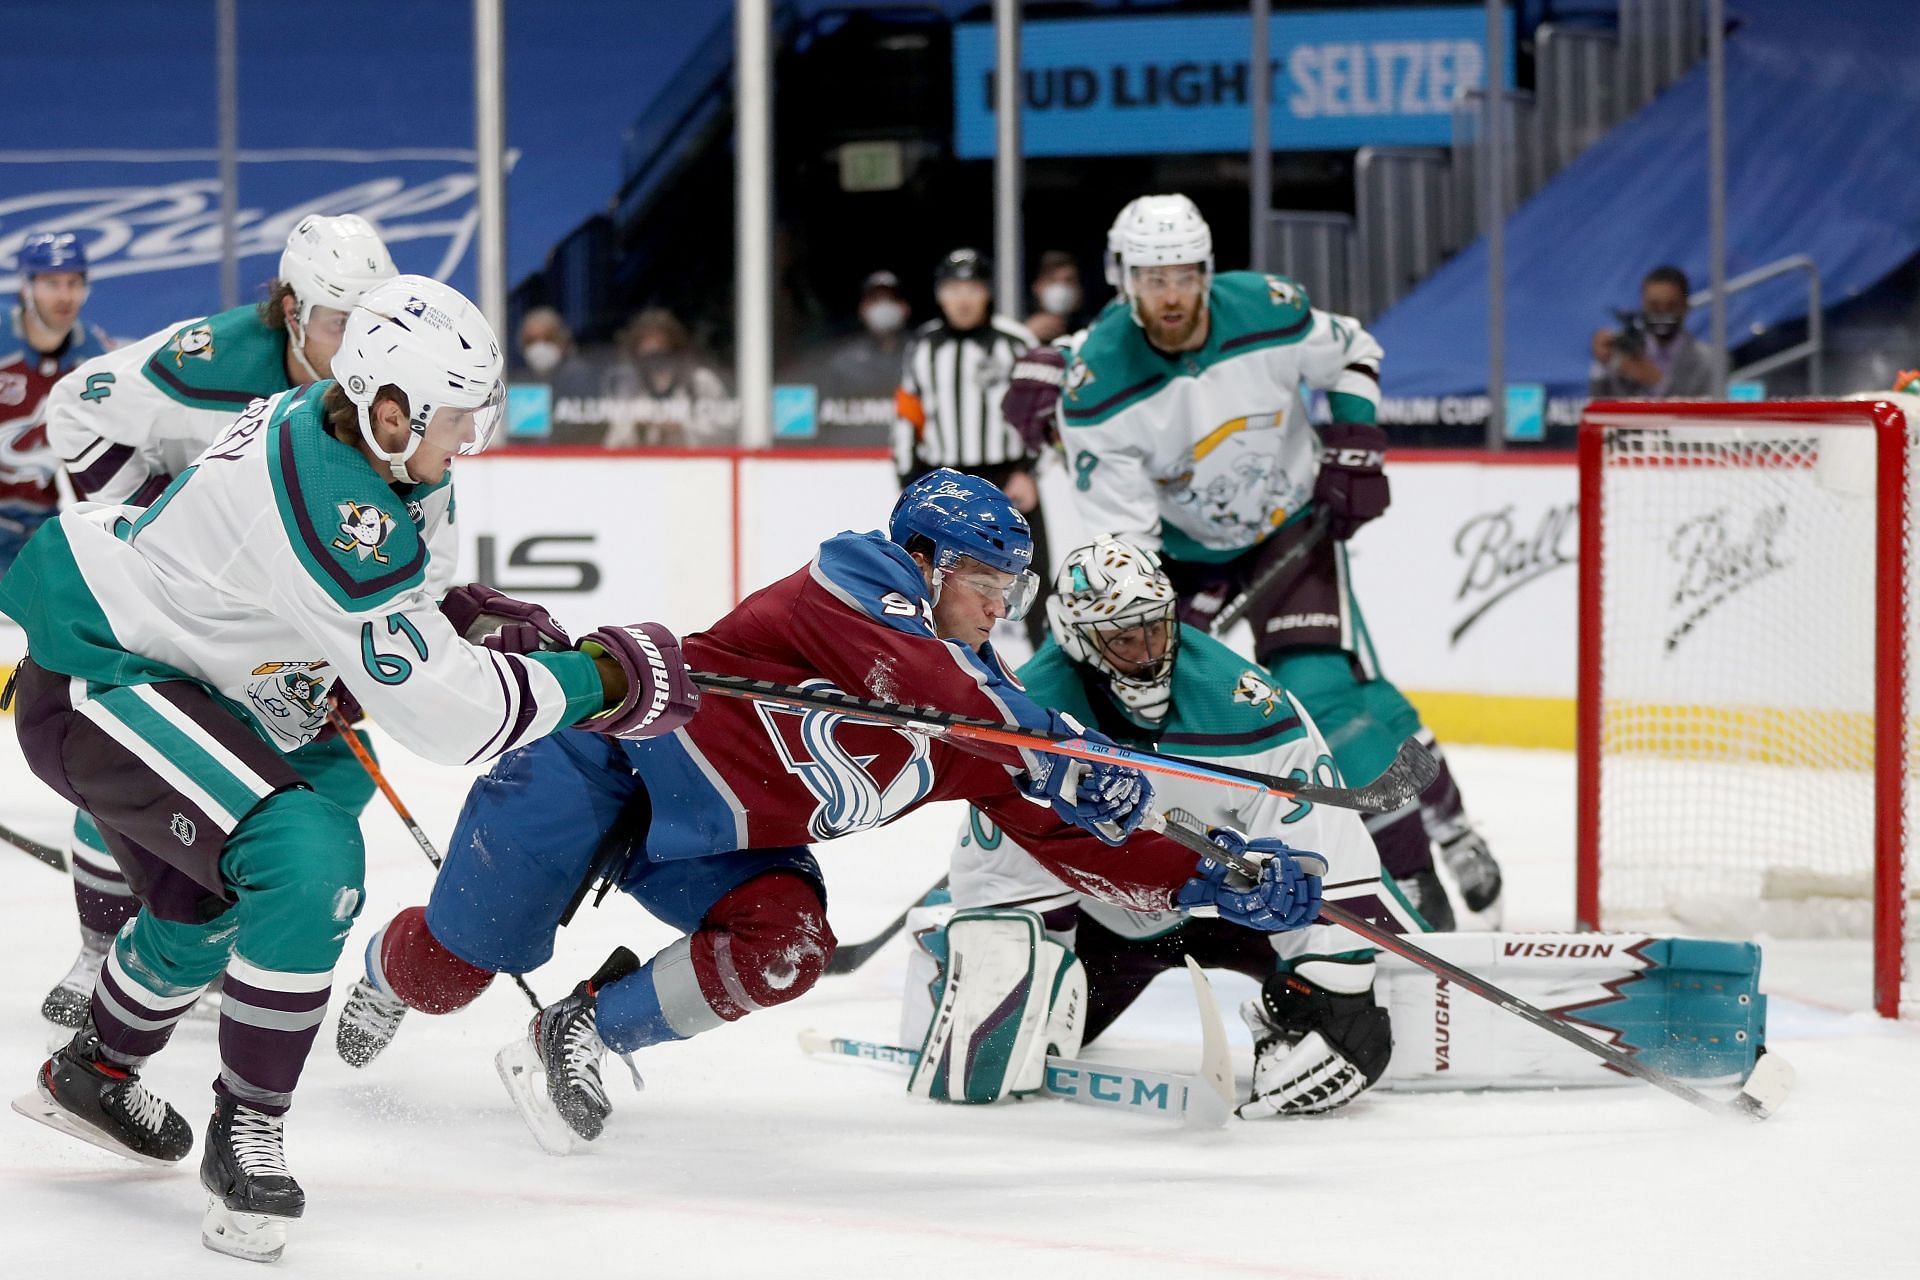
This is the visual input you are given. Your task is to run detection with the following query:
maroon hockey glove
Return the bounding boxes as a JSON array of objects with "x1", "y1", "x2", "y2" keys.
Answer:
[
  {"x1": 441, "y1": 583, "x2": 571, "y2": 655},
  {"x1": 1312, "y1": 421, "x2": 1391, "y2": 541},
  {"x1": 1000, "y1": 345, "x2": 1068, "y2": 452},
  {"x1": 579, "y1": 623, "x2": 700, "y2": 741}
]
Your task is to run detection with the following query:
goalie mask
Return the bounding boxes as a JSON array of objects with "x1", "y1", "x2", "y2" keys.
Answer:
[
  {"x1": 330, "y1": 275, "x2": 505, "y2": 482},
  {"x1": 1047, "y1": 537, "x2": 1180, "y2": 726}
]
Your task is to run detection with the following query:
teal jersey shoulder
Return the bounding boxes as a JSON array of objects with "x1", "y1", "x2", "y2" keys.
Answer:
[
  {"x1": 1157, "y1": 624, "x2": 1310, "y2": 758},
  {"x1": 1061, "y1": 271, "x2": 1316, "y2": 429},
  {"x1": 0, "y1": 519, "x2": 192, "y2": 689},
  {"x1": 1013, "y1": 626, "x2": 1309, "y2": 759},
  {"x1": 265, "y1": 382, "x2": 429, "y2": 612},
  {"x1": 141, "y1": 303, "x2": 291, "y2": 413}
]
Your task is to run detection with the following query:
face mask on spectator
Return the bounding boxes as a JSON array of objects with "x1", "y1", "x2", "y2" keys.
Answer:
[
  {"x1": 863, "y1": 300, "x2": 906, "y2": 334},
  {"x1": 1038, "y1": 281, "x2": 1080, "y2": 316},
  {"x1": 523, "y1": 341, "x2": 563, "y2": 375}
]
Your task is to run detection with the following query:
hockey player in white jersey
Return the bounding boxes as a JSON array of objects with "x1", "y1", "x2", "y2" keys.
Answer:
[
  {"x1": 0, "y1": 275, "x2": 699, "y2": 1262},
  {"x1": 903, "y1": 537, "x2": 1421, "y2": 1115},
  {"x1": 1003, "y1": 194, "x2": 1504, "y2": 929},
  {"x1": 34, "y1": 215, "x2": 407, "y2": 1039}
]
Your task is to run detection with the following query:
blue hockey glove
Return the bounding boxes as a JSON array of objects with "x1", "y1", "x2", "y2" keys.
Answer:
[
  {"x1": 1021, "y1": 728, "x2": 1153, "y2": 847},
  {"x1": 1173, "y1": 828, "x2": 1327, "y2": 932}
]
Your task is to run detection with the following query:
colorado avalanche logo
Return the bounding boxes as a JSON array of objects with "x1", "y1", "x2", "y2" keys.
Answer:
[
  {"x1": 332, "y1": 501, "x2": 395, "y2": 563},
  {"x1": 754, "y1": 683, "x2": 936, "y2": 840}
]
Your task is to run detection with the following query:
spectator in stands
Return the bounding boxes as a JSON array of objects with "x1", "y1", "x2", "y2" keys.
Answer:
[
  {"x1": 514, "y1": 306, "x2": 602, "y2": 398},
  {"x1": 1590, "y1": 265, "x2": 1728, "y2": 398},
  {"x1": 1024, "y1": 249, "x2": 1085, "y2": 345},
  {"x1": 819, "y1": 270, "x2": 911, "y2": 399},
  {"x1": 604, "y1": 306, "x2": 734, "y2": 447}
]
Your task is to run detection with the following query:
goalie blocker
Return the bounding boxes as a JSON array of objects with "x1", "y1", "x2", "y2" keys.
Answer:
[{"x1": 903, "y1": 915, "x2": 1768, "y2": 1102}]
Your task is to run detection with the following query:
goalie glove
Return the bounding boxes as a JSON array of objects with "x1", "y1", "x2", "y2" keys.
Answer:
[{"x1": 1237, "y1": 972, "x2": 1392, "y2": 1118}]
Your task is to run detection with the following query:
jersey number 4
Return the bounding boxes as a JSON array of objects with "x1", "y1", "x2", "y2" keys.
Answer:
[{"x1": 754, "y1": 686, "x2": 935, "y2": 841}]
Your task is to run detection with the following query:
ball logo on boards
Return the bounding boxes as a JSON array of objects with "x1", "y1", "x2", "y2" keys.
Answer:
[
  {"x1": 1662, "y1": 503, "x2": 1790, "y2": 653},
  {"x1": 1448, "y1": 501, "x2": 1578, "y2": 646}
]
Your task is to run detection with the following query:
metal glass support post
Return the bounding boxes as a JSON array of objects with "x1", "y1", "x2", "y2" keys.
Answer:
[
  {"x1": 217, "y1": 0, "x2": 239, "y2": 311},
  {"x1": 736, "y1": 0, "x2": 774, "y2": 447},
  {"x1": 1250, "y1": 0, "x2": 1271, "y2": 274},
  {"x1": 1484, "y1": 0, "x2": 1506, "y2": 446},
  {"x1": 1707, "y1": 0, "x2": 1728, "y2": 396},
  {"x1": 993, "y1": 0, "x2": 1024, "y2": 318},
  {"x1": 473, "y1": 0, "x2": 508, "y2": 342}
]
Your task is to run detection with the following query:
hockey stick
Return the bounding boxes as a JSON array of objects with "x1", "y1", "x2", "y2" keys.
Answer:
[
  {"x1": 0, "y1": 820, "x2": 65, "y2": 872},
  {"x1": 799, "y1": 957, "x2": 1234, "y2": 1127},
  {"x1": 327, "y1": 710, "x2": 546, "y2": 1013},
  {"x1": 1208, "y1": 507, "x2": 1331, "y2": 637},
  {"x1": 824, "y1": 874, "x2": 949, "y2": 976},
  {"x1": 692, "y1": 672, "x2": 1438, "y2": 814},
  {"x1": 1144, "y1": 809, "x2": 1795, "y2": 1121}
]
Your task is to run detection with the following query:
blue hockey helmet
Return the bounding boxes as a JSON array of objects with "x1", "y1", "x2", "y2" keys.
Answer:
[
  {"x1": 18, "y1": 232, "x2": 88, "y2": 278},
  {"x1": 889, "y1": 468, "x2": 1039, "y2": 619}
]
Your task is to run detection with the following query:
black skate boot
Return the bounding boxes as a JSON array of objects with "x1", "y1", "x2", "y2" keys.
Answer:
[
  {"x1": 200, "y1": 1094, "x2": 304, "y2": 1263},
  {"x1": 335, "y1": 977, "x2": 408, "y2": 1068},
  {"x1": 10, "y1": 1025, "x2": 192, "y2": 1166},
  {"x1": 40, "y1": 929, "x2": 112, "y2": 1034},
  {"x1": 495, "y1": 947, "x2": 642, "y2": 1155},
  {"x1": 1436, "y1": 827, "x2": 1505, "y2": 921}
]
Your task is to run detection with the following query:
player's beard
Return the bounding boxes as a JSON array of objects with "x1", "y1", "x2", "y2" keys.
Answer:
[{"x1": 1142, "y1": 303, "x2": 1205, "y2": 353}]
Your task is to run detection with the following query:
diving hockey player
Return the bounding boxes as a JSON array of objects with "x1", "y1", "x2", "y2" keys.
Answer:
[
  {"x1": 0, "y1": 275, "x2": 698, "y2": 1262},
  {"x1": 1002, "y1": 194, "x2": 1504, "y2": 929},
  {"x1": 1, "y1": 231, "x2": 112, "y2": 575},
  {"x1": 35, "y1": 214, "x2": 404, "y2": 1038},
  {"x1": 336, "y1": 468, "x2": 1326, "y2": 1151},
  {"x1": 908, "y1": 536, "x2": 1420, "y2": 1116}
]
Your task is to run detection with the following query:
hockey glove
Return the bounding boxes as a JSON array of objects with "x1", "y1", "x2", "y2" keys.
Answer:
[
  {"x1": 1312, "y1": 420, "x2": 1391, "y2": 541},
  {"x1": 578, "y1": 623, "x2": 700, "y2": 741},
  {"x1": 1000, "y1": 345, "x2": 1068, "y2": 452},
  {"x1": 442, "y1": 583, "x2": 572, "y2": 655},
  {"x1": 1020, "y1": 728, "x2": 1153, "y2": 846},
  {"x1": 1174, "y1": 828, "x2": 1326, "y2": 932},
  {"x1": 1237, "y1": 972, "x2": 1392, "y2": 1118}
]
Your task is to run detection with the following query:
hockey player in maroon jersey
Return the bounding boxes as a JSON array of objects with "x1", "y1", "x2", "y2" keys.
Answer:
[{"x1": 337, "y1": 469, "x2": 1327, "y2": 1151}]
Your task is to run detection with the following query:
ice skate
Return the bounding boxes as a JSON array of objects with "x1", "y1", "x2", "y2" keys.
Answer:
[
  {"x1": 11, "y1": 1025, "x2": 192, "y2": 1166},
  {"x1": 495, "y1": 947, "x2": 640, "y2": 1155},
  {"x1": 1437, "y1": 828, "x2": 1505, "y2": 924},
  {"x1": 335, "y1": 977, "x2": 408, "y2": 1067},
  {"x1": 39, "y1": 931, "x2": 110, "y2": 1036},
  {"x1": 200, "y1": 1094, "x2": 303, "y2": 1263}
]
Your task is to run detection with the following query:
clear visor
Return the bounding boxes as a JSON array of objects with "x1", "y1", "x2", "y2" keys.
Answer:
[
  {"x1": 420, "y1": 381, "x2": 505, "y2": 457},
  {"x1": 943, "y1": 567, "x2": 1041, "y2": 622}
]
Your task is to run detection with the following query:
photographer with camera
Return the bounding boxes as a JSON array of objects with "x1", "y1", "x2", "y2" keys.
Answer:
[{"x1": 1589, "y1": 265, "x2": 1727, "y2": 398}]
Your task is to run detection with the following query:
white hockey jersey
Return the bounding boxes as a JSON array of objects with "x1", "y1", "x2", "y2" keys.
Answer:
[
  {"x1": 1057, "y1": 271, "x2": 1383, "y2": 563},
  {"x1": 0, "y1": 383, "x2": 601, "y2": 765}
]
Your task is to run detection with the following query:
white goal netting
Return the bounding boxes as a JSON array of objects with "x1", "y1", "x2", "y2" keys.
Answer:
[{"x1": 1582, "y1": 402, "x2": 1919, "y2": 1017}]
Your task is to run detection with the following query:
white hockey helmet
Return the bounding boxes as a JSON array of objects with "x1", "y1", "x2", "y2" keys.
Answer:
[
  {"x1": 280, "y1": 214, "x2": 397, "y2": 379},
  {"x1": 1117, "y1": 194, "x2": 1213, "y2": 312},
  {"x1": 1103, "y1": 197, "x2": 1145, "y2": 288},
  {"x1": 1046, "y1": 536, "x2": 1181, "y2": 725},
  {"x1": 330, "y1": 275, "x2": 504, "y2": 482}
]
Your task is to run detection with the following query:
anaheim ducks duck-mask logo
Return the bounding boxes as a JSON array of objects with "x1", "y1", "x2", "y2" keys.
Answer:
[{"x1": 332, "y1": 501, "x2": 396, "y2": 564}]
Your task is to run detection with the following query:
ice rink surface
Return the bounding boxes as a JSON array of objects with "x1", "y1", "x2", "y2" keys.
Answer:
[{"x1": 2, "y1": 722, "x2": 1916, "y2": 1278}]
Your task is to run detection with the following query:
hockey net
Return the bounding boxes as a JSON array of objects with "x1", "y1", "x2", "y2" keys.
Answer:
[{"x1": 1576, "y1": 399, "x2": 1919, "y2": 1018}]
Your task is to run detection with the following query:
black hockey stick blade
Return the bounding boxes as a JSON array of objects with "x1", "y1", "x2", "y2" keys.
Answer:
[
  {"x1": 0, "y1": 821, "x2": 65, "y2": 872},
  {"x1": 1210, "y1": 507, "x2": 1331, "y2": 636},
  {"x1": 1146, "y1": 809, "x2": 1793, "y2": 1122},
  {"x1": 824, "y1": 875, "x2": 949, "y2": 976}
]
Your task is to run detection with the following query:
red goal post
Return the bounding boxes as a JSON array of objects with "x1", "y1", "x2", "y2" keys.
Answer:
[{"x1": 1576, "y1": 398, "x2": 1916, "y2": 1019}]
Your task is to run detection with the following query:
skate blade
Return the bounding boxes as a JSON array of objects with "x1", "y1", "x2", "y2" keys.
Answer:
[
  {"x1": 493, "y1": 1038, "x2": 578, "y2": 1157},
  {"x1": 11, "y1": 1084, "x2": 184, "y2": 1168},
  {"x1": 202, "y1": 1201, "x2": 289, "y2": 1263}
]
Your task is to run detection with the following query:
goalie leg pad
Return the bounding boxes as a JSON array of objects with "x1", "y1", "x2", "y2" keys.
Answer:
[
  {"x1": 909, "y1": 909, "x2": 1085, "y2": 1104},
  {"x1": 1238, "y1": 972, "x2": 1392, "y2": 1118}
]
